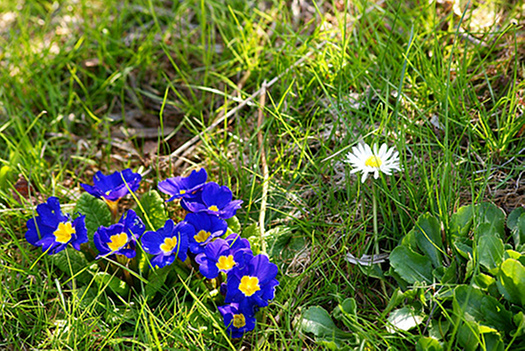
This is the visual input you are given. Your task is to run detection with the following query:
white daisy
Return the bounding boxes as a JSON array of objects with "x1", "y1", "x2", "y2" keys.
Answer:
[{"x1": 345, "y1": 142, "x2": 400, "y2": 183}]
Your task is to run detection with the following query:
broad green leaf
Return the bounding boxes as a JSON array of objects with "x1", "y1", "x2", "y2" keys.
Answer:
[
  {"x1": 413, "y1": 213, "x2": 443, "y2": 268},
  {"x1": 145, "y1": 265, "x2": 171, "y2": 299},
  {"x1": 387, "y1": 306, "x2": 425, "y2": 333},
  {"x1": 513, "y1": 312, "x2": 525, "y2": 338},
  {"x1": 473, "y1": 203, "x2": 505, "y2": 236},
  {"x1": 452, "y1": 237, "x2": 473, "y2": 260},
  {"x1": 50, "y1": 248, "x2": 92, "y2": 284},
  {"x1": 299, "y1": 306, "x2": 351, "y2": 340},
  {"x1": 512, "y1": 214, "x2": 525, "y2": 247},
  {"x1": 333, "y1": 298, "x2": 357, "y2": 321},
  {"x1": 75, "y1": 192, "x2": 111, "y2": 248},
  {"x1": 94, "y1": 271, "x2": 130, "y2": 297},
  {"x1": 497, "y1": 258, "x2": 525, "y2": 306},
  {"x1": 428, "y1": 319, "x2": 450, "y2": 340},
  {"x1": 457, "y1": 321, "x2": 480, "y2": 351},
  {"x1": 432, "y1": 261, "x2": 457, "y2": 284},
  {"x1": 266, "y1": 226, "x2": 307, "y2": 267},
  {"x1": 450, "y1": 204, "x2": 473, "y2": 238},
  {"x1": 507, "y1": 207, "x2": 525, "y2": 231},
  {"x1": 390, "y1": 246, "x2": 433, "y2": 284},
  {"x1": 135, "y1": 190, "x2": 167, "y2": 231},
  {"x1": 478, "y1": 229, "x2": 504, "y2": 271},
  {"x1": 226, "y1": 216, "x2": 241, "y2": 234},
  {"x1": 416, "y1": 337, "x2": 442, "y2": 351},
  {"x1": 453, "y1": 285, "x2": 513, "y2": 333}
]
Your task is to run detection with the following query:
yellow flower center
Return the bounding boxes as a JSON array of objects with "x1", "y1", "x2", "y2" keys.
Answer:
[
  {"x1": 194, "y1": 230, "x2": 211, "y2": 243},
  {"x1": 208, "y1": 205, "x2": 219, "y2": 212},
  {"x1": 216, "y1": 255, "x2": 235, "y2": 271},
  {"x1": 160, "y1": 236, "x2": 178, "y2": 254},
  {"x1": 107, "y1": 232, "x2": 128, "y2": 251},
  {"x1": 365, "y1": 155, "x2": 382, "y2": 168},
  {"x1": 233, "y1": 314, "x2": 246, "y2": 328},
  {"x1": 239, "y1": 276, "x2": 260, "y2": 297},
  {"x1": 179, "y1": 189, "x2": 186, "y2": 195},
  {"x1": 53, "y1": 222, "x2": 75, "y2": 243}
]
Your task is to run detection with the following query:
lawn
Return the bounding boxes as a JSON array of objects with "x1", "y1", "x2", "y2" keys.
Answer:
[{"x1": 1, "y1": 0, "x2": 524, "y2": 349}]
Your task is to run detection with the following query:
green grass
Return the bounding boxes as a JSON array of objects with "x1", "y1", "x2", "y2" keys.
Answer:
[{"x1": 1, "y1": 0, "x2": 524, "y2": 349}]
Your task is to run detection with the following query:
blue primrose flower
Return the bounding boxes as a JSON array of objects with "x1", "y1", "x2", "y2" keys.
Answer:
[
  {"x1": 225, "y1": 254, "x2": 279, "y2": 313},
  {"x1": 141, "y1": 219, "x2": 192, "y2": 268},
  {"x1": 25, "y1": 197, "x2": 88, "y2": 255},
  {"x1": 185, "y1": 212, "x2": 228, "y2": 254},
  {"x1": 181, "y1": 182, "x2": 243, "y2": 219},
  {"x1": 195, "y1": 234, "x2": 252, "y2": 279},
  {"x1": 218, "y1": 303, "x2": 256, "y2": 338},
  {"x1": 81, "y1": 169, "x2": 142, "y2": 204},
  {"x1": 94, "y1": 209, "x2": 145, "y2": 259},
  {"x1": 158, "y1": 168, "x2": 207, "y2": 202}
]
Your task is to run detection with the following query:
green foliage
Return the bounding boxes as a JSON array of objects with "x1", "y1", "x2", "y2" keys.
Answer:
[
  {"x1": 387, "y1": 203, "x2": 525, "y2": 349},
  {"x1": 135, "y1": 190, "x2": 168, "y2": 231},
  {"x1": 75, "y1": 193, "x2": 112, "y2": 249}
]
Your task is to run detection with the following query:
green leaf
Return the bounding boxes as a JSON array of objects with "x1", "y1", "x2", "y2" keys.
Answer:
[
  {"x1": 145, "y1": 265, "x2": 171, "y2": 299},
  {"x1": 473, "y1": 203, "x2": 505, "y2": 236},
  {"x1": 457, "y1": 321, "x2": 480, "y2": 351},
  {"x1": 50, "y1": 248, "x2": 92, "y2": 284},
  {"x1": 497, "y1": 258, "x2": 525, "y2": 306},
  {"x1": 390, "y1": 246, "x2": 433, "y2": 284},
  {"x1": 135, "y1": 190, "x2": 167, "y2": 231},
  {"x1": 511, "y1": 213, "x2": 525, "y2": 247},
  {"x1": 450, "y1": 204, "x2": 473, "y2": 238},
  {"x1": 333, "y1": 298, "x2": 357, "y2": 321},
  {"x1": 226, "y1": 216, "x2": 241, "y2": 234},
  {"x1": 507, "y1": 207, "x2": 525, "y2": 231},
  {"x1": 387, "y1": 306, "x2": 425, "y2": 333},
  {"x1": 477, "y1": 228, "x2": 504, "y2": 271},
  {"x1": 94, "y1": 271, "x2": 130, "y2": 297},
  {"x1": 416, "y1": 337, "x2": 442, "y2": 351},
  {"x1": 75, "y1": 193, "x2": 111, "y2": 248},
  {"x1": 413, "y1": 213, "x2": 443, "y2": 268},
  {"x1": 299, "y1": 306, "x2": 351, "y2": 340},
  {"x1": 453, "y1": 285, "x2": 513, "y2": 333}
]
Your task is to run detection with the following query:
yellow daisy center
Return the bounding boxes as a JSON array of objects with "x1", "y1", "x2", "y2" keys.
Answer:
[
  {"x1": 216, "y1": 255, "x2": 235, "y2": 271},
  {"x1": 208, "y1": 205, "x2": 219, "y2": 212},
  {"x1": 160, "y1": 236, "x2": 178, "y2": 254},
  {"x1": 107, "y1": 232, "x2": 128, "y2": 251},
  {"x1": 365, "y1": 155, "x2": 382, "y2": 168},
  {"x1": 239, "y1": 276, "x2": 260, "y2": 297},
  {"x1": 194, "y1": 230, "x2": 211, "y2": 243},
  {"x1": 53, "y1": 222, "x2": 75, "y2": 244},
  {"x1": 233, "y1": 314, "x2": 246, "y2": 328}
]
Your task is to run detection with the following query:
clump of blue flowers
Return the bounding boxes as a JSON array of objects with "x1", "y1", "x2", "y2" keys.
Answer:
[{"x1": 24, "y1": 168, "x2": 278, "y2": 339}]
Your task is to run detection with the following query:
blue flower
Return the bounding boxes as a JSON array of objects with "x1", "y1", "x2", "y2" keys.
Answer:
[
  {"x1": 81, "y1": 169, "x2": 142, "y2": 203},
  {"x1": 225, "y1": 254, "x2": 279, "y2": 313},
  {"x1": 158, "y1": 168, "x2": 207, "y2": 202},
  {"x1": 141, "y1": 219, "x2": 192, "y2": 268},
  {"x1": 25, "y1": 197, "x2": 88, "y2": 255},
  {"x1": 218, "y1": 303, "x2": 256, "y2": 338},
  {"x1": 195, "y1": 234, "x2": 252, "y2": 279},
  {"x1": 182, "y1": 182, "x2": 242, "y2": 219},
  {"x1": 94, "y1": 210, "x2": 145, "y2": 259},
  {"x1": 185, "y1": 212, "x2": 227, "y2": 254}
]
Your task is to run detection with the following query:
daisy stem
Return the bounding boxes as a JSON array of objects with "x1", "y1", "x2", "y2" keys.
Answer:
[{"x1": 372, "y1": 182, "x2": 379, "y2": 256}]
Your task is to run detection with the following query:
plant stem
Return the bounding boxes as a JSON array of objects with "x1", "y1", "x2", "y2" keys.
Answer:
[{"x1": 372, "y1": 181, "x2": 379, "y2": 256}]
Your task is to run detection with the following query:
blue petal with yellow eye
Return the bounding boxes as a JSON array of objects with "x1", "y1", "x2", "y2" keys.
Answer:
[
  {"x1": 225, "y1": 254, "x2": 279, "y2": 313},
  {"x1": 141, "y1": 219, "x2": 192, "y2": 268},
  {"x1": 25, "y1": 197, "x2": 88, "y2": 255},
  {"x1": 195, "y1": 234, "x2": 252, "y2": 279},
  {"x1": 81, "y1": 169, "x2": 141, "y2": 202},
  {"x1": 218, "y1": 303, "x2": 256, "y2": 338},
  {"x1": 93, "y1": 209, "x2": 145, "y2": 259},
  {"x1": 158, "y1": 168, "x2": 207, "y2": 202},
  {"x1": 185, "y1": 212, "x2": 227, "y2": 254},
  {"x1": 182, "y1": 182, "x2": 242, "y2": 219}
]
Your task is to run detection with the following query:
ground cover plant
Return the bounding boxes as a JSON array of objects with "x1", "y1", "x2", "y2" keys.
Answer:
[{"x1": 1, "y1": 0, "x2": 524, "y2": 349}]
